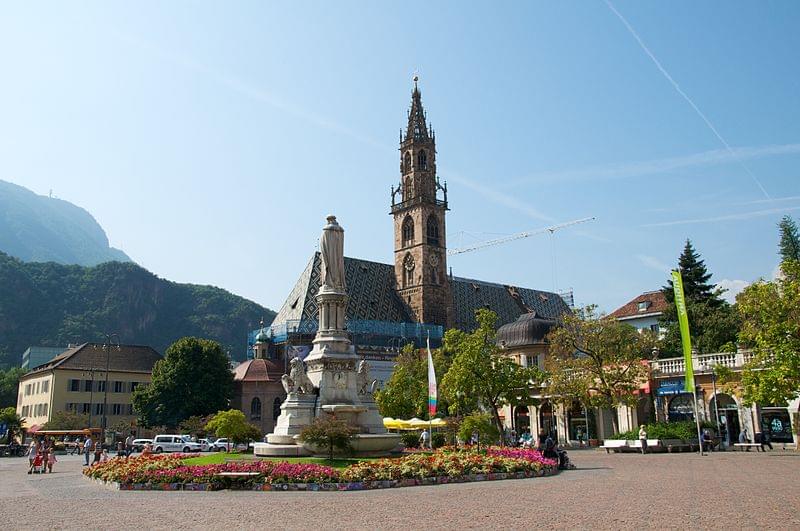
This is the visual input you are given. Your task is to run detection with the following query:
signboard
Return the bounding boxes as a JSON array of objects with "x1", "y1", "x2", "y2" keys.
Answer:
[{"x1": 656, "y1": 380, "x2": 685, "y2": 396}]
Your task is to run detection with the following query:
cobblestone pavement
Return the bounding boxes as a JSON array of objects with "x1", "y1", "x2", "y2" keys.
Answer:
[{"x1": 2, "y1": 449, "x2": 799, "y2": 530}]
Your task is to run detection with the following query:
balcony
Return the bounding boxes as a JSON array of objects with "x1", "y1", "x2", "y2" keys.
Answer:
[
  {"x1": 650, "y1": 350, "x2": 755, "y2": 375},
  {"x1": 390, "y1": 196, "x2": 448, "y2": 214}
]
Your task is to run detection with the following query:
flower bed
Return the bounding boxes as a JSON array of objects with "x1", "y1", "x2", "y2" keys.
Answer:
[{"x1": 83, "y1": 447, "x2": 558, "y2": 491}]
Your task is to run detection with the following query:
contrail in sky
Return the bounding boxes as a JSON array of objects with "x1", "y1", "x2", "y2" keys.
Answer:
[{"x1": 604, "y1": 0, "x2": 771, "y2": 199}]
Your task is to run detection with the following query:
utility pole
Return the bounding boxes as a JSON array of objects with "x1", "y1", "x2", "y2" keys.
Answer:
[{"x1": 101, "y1": 334, "x2": 121, "y2": 442}]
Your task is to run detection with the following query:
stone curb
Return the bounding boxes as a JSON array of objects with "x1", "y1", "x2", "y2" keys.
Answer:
[{"x1": 88, "y1": 466, "x2": 559, "y2": 492}]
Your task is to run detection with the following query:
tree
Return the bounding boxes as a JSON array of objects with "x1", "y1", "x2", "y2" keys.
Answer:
[
  {"x1": 441, "y1": 309, "x2": 541, "y2": 434},
  {"x1": 457, "y1": 412, "x2": 499, "y2": 448},
  {"x1": 660, "y1": 240, "x2": 738, "y2": 354},
  {"x1": 778, "y1": 215, "x2": 800, "y2": 262},
  {"x1": 205, "y1": 409, "x2": 260, "y2": 450},
  {"x1": 736, "y1": 260, "x2": 800, "y2": 407},
  {"x1": 132, "y1": 337, "x2": 233, "y2": 429},
  {"x1": 376, "y1": 343, "x2": 451, "y2": 419},
  {"x1": 0, "y1": 407, "x2": 24, "y2": 444},
  {"x1": 548, "y1": 306, "x2": 657, "y2": 435},
  {"x1": 42, "y1": 410, "x2": 89, "y2": 430},
  {"x1": 298, "y1": 416, "x2": 357, "y2": 461},
  {"x1": 0, "y1": 367, "x2": 24, "y2": 408},
  {"x1": 179, "y1": 415, "x2": 210, "y2": 438}
]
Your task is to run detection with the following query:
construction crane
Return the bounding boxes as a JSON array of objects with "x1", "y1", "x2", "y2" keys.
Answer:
[{"x1": 447, "y1": 217, "x2": 596, "y2": 256}]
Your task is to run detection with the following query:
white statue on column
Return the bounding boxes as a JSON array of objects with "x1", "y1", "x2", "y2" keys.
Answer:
[{"x1": 320, "y1": 215, "x2": 346, "y2": 291}]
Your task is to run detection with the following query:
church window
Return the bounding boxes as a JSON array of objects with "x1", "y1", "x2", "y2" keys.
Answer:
[
  {"x1": 402, "y1": 216, "x2": 414, "y2": 247},
  {"x1": 403, "y1": 152, "x2": 411, "y2": 173},
  {"x1": 417, "y1": 150, "x2": 427, "y2": 170},
  {"x1": 403, "y1": 253, "x2": 415, "y2": 288},
  {"x1": 273, "y1": 397, "x2": 283, "y2": 421},
  {"x1": 250, "y1": 397, "x2": 262, "y2": 421},
  {"x1": 403, "y1": 177, "x2": 413, "y2": 201},
  {"x1": 426, "y1": 215, "x2": 440, "y2": 246},
  {"x1": 430, "y1": 265, "x2": 438, "y2": 285}
]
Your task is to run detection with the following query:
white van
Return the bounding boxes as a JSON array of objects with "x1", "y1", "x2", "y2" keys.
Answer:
[{"x1": 152, "y1": 435, "x2": 202, "y2": 453}]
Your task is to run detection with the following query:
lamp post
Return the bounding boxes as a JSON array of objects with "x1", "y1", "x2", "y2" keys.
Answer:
[
  {"x1": 82, "y1": 369, "x2": 96, "y2": 428},
  {"x1": 101, "y1": 334, "x2": 121, "y2": 439}
]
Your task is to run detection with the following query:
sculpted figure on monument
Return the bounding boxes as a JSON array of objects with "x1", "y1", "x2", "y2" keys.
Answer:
[
  {"x1": 281, "y1": 357, "x2": 314, "y2": 395},
  {"x1": 320, "y1": 215, "x2": 346, "y2": 290},
  {"x1": 357, "y1": 360, "x2": 378, "y2": 396}
]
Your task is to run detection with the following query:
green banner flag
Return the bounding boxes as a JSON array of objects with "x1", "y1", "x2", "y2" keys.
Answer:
[{"x1": 671, "y1": 270, "x2": 695, "y2": 392}]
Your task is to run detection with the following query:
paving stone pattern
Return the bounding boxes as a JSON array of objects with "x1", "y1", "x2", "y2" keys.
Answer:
[{"x1": 2, "y1": 450, "x2": 798, "y2": 530}]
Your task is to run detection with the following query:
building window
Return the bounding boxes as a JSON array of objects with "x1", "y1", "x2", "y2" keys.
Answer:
[
  {"x1": 403, "y1": 152, "x2": 411, "y2": 174},
  {"x1": 426, "y1": 215, "x2": 440, "y2": 246},
  {"x1": 114, "y1": 381, "x2": 124, "y2": 393},
  {"x1": 97, "y1": 380, "x2": 106, "y2": 393},
  {"x1": 42, "y1": 404, "x2": 48, "y2": 416},
  {"x1": 273, "y1": 397, "x2": 283, "y2": 421},
  {"x1": 638, "y1": 301, "x2": 650, "y2": 312},
  {"x1": 24, "y1": 384, "x2": 31, "y2": 396},
  {"x1": 94, "y1": 403, "x2": 104, "y2": 416},
  {"x1": 112, "y1": 403, "x2": 124, "y2": 415},
  {"x1": 42, "y1": 380, "x2": 50, "y2": 393},
  {"x1": 130, "y1": 382, "x2": 139, "y2": 393},
  {"x1": 127, "y1": 404, "x2": 134, "y2": 415},
  {"x1": 250, "y1": 397, "x2": 262, "y2": 421},
  {"x1": 402, "y1": 216, "x2": 414, "y2": 247},
  {"x1": 403, "y1": 253, "x2": 415, "y2": 288},
  {"x1": 84, "y1": 380, "x2": 93, "y2": 392},
  {"x1": 417, "y1": 150, "x2": 427, "y2": 170},
  {"x1": 82, "y1": 403, "x2": 91, "y2": 414},
  {"x1": 650, "y1": 324, "x2": 659, "y2": 333},
  {"x1": 69, "y1": 379, "x2": 79, "y2": 392}
]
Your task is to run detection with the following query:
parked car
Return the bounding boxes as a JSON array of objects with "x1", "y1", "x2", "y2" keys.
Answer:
[
  {"x1": 151, "y1": 435, "x2": 202, "y2": 453},
  {"x1": 131, "y1": 439, "x2": 152, "y2": 452},
  {"x1": 210, "y1": 438, "x2": 232, "y2": 452},
  {"x1": 197, "y1": 439, "x2": 211, "y2": 452}
]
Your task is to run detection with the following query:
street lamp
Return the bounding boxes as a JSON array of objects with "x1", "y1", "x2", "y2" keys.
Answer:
[
  {"x1": 101, "y1": 334, "x2": 121, "y2": 438},
  {"x1": 81, "y1": 369, "x2": 96, "y2": 428}
]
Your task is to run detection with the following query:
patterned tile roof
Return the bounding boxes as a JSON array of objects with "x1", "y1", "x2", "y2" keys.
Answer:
[{"x1": 271, "y1": 253, "x2": 569, "y2": 332}]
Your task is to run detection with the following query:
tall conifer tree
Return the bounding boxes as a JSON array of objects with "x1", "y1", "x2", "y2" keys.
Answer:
[
  {"x1": 778, "y1": 215, "x2": 800, "y2": 263},
  {"x1": 662, "y1": 239, "x2": 721, "y2": 306}
]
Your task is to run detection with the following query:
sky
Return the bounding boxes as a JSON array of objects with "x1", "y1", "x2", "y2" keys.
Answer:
[{"x1": 2, "y1": 1, "x2": 799, "y2": 316}]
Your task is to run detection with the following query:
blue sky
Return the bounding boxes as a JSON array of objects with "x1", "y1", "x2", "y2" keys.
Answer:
[{"x1": 2, "y1": 1, "x2": 799, "y2": 315}]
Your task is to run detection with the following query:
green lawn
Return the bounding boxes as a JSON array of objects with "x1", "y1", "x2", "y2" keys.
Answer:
[{"x1": 182, "y1": 452, "x2": 375, "y2": 469}]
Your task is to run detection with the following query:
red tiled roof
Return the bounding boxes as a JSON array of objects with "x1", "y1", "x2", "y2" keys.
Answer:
[
  {"x1": 232, "y1": 358, "x2": 283, "y2": 382},
  {"x1": 24, "y1": 343, "x2": 161, "y2": 376},
  {"x1": 608, "y1": 290, "x2": 668, "y2": 319}
]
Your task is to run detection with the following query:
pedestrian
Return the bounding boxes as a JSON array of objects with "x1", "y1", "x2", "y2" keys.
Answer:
[
  {"x1": 27, "y1": 439, "x2": 39, "y2": 469},
  {"x1": 93, "y1": 441, "x2": 102, "y2": 464},
  {"x1": 47, "y1": 449, "x2": 57, "y2": 473},
  {"x1": 40, "y1": 445, "x2": 50, "y2": 473},
  {"x1": 537, "y1": 428, "x2": 547, "y2": 451},
  {"x1": 638, "y1": 424, "x2": 648, "y2": 455},
  {"x1": 83, "y1": 435, "x2": 94, "y2": 466},
  {"x1": 576, "y1": 427, "x2": 584, "y2": 448},
  {"x1": 419, "y1": 429, "x2": 429, "y2": 450},
  {"x1": 125, "y1": 433, "x2": 134, "y2": 457},
  {"x1": 100, "y1": 449, "x2": 110, "y2": 463},
  {"x1": 702, "y1": 429, "x2": 714, "y2": 452},
  {"x1": 760, "y1": 428, "x2": 774, "y2": 451}
]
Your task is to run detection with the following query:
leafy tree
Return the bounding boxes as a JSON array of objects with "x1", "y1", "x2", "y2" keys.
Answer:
[
  {"x1": 298, "y1": 416, "x2": 357, "y2": 461},
  {"x1": 441, "y1": 309, "x2": 541, "y2": 433},
  {"x1": 204, "y1": 409, "x2": 259, "y2": 450},
  {"x1": 0, "y1": 407, "x2": 24, "y2": 444},
  {"x1": 548, "y1": 306, "x2": 657, "y2": 435},
  {"x1": 778, "y1": 215, "x2": 800, "y2": 262},
  {"x1": 376, "y1": 343, "x2": 451, "y2": 419},
  {"x1": 659, "y1": 240, "x2": 738, "y2": 354},
  {"x1": 736, "y1": 260, "x2": 800, "y2": 407},
  {"x1": 457, "y1": 412, "x2": 499, "y2": 448},
  {"x1": 133, "y1": 337, "x2": 233, "y2": 429},
  {"x1": 42, "y1": 410, "x2": 89, "y2": 430},
  {"x1": 0, "y1": 367, "x2": 25, "y2": 408},
  {"x1": 179, "y1": 415, "x2": 210, "y2": 438}
]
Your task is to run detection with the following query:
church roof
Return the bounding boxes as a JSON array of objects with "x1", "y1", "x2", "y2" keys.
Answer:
[
  {"x1": 232, "y1": 358, "x2": 283, "y2": 382},
  {"x1": 270, "y1": 253, "x2": 569, "y2": 333}
]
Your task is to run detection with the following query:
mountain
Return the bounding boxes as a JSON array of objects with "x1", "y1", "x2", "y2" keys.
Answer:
[
  {"x1": 0, "y1": 251, "x2": 275, "y2": 367},
  {"x1": 0, "y1": 179, "x2": 131, "y2": 266}
]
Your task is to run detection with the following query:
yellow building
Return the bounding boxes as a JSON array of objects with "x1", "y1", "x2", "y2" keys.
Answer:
[{"x1": 16, "y1": 343, "x2": 161, "y2": 432}]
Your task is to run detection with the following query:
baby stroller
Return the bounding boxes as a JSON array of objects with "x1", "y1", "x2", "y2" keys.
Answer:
[{"x1": 30, "y1": 453, "x2": 45, "y2": 474}]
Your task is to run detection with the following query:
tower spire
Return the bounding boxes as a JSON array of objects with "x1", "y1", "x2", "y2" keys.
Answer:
[{"x1": 406, "y1": 74, "x2": 429, "y2": 141}]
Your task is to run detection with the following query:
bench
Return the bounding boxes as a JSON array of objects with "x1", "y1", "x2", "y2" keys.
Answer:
[
  {"x1": 214, "y1": 472, "x2": 262, "y2": 477},
  {"x1": 599, "y1": 440, "x2": 628, "y2": 453},
  {"x1": 733, "y1": 443, "x2": 763, "y2": 452}
]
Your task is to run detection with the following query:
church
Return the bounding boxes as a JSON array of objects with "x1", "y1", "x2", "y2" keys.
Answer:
[{"x1": 234, "y1": 81, "x2": 571, "y2": 434}]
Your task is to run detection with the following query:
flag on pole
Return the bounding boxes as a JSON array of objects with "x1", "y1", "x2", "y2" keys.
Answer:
[
  {"x1": 671, "y1": 270, "x2": 695, "y2": 393},
  {"x1": 427, "y1": 336, "x2": 437, "y2": 418}
]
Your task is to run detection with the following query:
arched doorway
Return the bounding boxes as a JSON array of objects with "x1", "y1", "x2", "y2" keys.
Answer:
[
  {"x1": 668, "y1": 393, "x2": 695, "y2": 422},
  {"x1": 709, "y1": 393, "x2": 739, "y2": 446},
  {"x1": 567, "y1": 401, "x2": 593, "y2": 443},
  {"x1": 513, "y1": 405, "x2": 530, "y2": 435},
  {"x1": 539, "y1": 402, "x2": 555, "y2": 441},
  {"x1": 637, "y1": 395, "x2": 656, "y2": 425}
]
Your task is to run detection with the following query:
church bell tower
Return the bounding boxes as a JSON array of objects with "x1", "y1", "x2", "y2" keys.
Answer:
[{"x1": 391, "y1": 77, "x2": 451, "y2": 327}]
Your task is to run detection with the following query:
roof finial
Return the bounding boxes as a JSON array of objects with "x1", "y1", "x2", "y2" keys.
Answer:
[{"x1": 412, "y1": 72, "x2": 419, "y2": 92}]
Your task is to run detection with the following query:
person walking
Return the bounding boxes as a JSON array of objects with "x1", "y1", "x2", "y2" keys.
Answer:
[
  {"x1": 46, "y1": 449, "x2": 57, "y2": 473},
  {"x1": 125, "y1": 434, "x2": 134, "y2": 457},
  {"x1": 760, "y1": 427, "x2": 774, "y2": 451},
  {"x1": 638, "y1": 425, "x2": 648, "y2": 455},
  {"x1": 83, "y1": 435, "x2": 94, "y2": 466},
  {"x1": 419, "y1": 429, "x2": 429, "y2": 450}
]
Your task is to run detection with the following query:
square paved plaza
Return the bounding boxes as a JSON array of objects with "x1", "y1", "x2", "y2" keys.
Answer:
[{"x1": 2, "y1": 450, "x2": 798, "y2": 529}]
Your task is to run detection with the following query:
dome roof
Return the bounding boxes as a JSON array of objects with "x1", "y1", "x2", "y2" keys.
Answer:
[
  {"x1": 496, "y1": 312, "x2": 557, "y2": 348},
  {"x1": 232, "y1": 358, "x2": 283, "y2": 382},
  {"x1": 254, "y1": 328, "x2": 269, "y2": 344}
]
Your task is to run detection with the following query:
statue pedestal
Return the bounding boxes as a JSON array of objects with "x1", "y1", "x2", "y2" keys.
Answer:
[{"x1": 266, "y1": 394, "x2": 316, "y2": 445}]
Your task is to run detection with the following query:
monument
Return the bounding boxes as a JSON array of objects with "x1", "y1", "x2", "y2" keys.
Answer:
[{"x1": 257, "y1": 216, "x2": 400, "y2": 456}]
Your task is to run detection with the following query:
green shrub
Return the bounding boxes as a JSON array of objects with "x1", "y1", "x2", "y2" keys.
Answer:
[
  {"x1": 298, "y1": 416, "x2": 357, "y2": 461},
  {"x1": 431, "y1": 432, "x2": 446, "y2": 449},
  {"x1": 458, "y1": 412, "x2": 499, "y2": 447},
  {"x1": 615, "y1": 421, "x2": 718, "y2": 440},
  {"x1": 400, "y1": 432, "x2": 419, "y2": 448}
]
